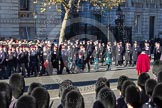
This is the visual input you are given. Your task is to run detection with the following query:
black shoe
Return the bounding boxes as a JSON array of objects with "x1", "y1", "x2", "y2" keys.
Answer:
[
  {"x1": 34, "y1": 74, "x2": 37, "y2": 77},
  {"x1": 4, "y1": 77, "x2": 9, "y2": 79},
  {"x1": 67, "y1": 71, "x2": 71, "y2": 74}
]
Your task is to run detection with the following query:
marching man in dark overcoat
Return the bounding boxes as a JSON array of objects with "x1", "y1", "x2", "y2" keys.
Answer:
[
  {"x1": 124, "y1": 42, "x2": 132, "y2": 67},
  {"x1": 132, "y1": 42, "x2": 141, "y2": 67}
]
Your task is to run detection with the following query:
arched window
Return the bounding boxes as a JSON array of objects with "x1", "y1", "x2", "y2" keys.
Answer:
[{"x1": 20, "y1": 0, "x2": 29, "y2": 11}]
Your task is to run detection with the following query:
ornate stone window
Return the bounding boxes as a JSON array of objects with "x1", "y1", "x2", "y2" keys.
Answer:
[
  {"x1": 134, "y1": 15, "x2": 141, "y2": 33},
  {"x1": 20, "y1": 0, "x2": 29, "y2": 11},
  {"x1": 131, "y1": 0, "x2": 143, "y2": 8}
]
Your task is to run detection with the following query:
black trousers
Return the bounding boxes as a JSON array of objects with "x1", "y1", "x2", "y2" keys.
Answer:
[
  {"x1": 29, "y1": 62, "x2": 38, "y2": 76},
  {"x1": 84, "y1": 62, "x2": 90, "y2": 72},
  {"x1": 125, "y1": 60, "x2": 132, "y2": 65},
  {"x1": 6, "y1": 64, "x2": 14, "y2": 77},
  {"x1": 0, "y1": 65, "x2": 6, "y2": 79},
  {"x1": 59, "y1": 60, "x2": 70, "y2": 75},
  {"x1": 20, "y1": 63, "x2": 29, "y2": 77},
  {"x1": 52, "y1": 63, "x2": 59, "y2": 75}
]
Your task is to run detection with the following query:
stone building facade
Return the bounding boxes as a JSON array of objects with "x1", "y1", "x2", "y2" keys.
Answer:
[
  {"x1": 0, "y1": 0, "x2": 61, "y2": 40},
  {"x1": 62, "y1": 0, "x2": 162, "y2": 42},
  {"x1": 123, "y1": 0, "x2": 162, "y2": 41}
]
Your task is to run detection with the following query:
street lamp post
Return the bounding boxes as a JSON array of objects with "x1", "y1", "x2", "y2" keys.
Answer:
[
  {"x1": 40, "y1": 0, "x2": 125, "y2": 43},
  {"x1": 115, "y1": 5, "x2": 125, "y2": 42},
  {"x1": 34, "y1": 14, "x2": 37, "y2": 39},
  {"x1": 107, "y1": 8, "x2": 110, "y2": 42},
  {"x1": 33, "y1": 0, "x2": 38, "y2": 39}
]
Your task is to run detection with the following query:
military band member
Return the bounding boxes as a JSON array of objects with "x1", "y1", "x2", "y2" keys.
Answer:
[
  {"x1": 124, "y1": 42, "x2": 132, "y2": 67},
  {"x1": 154, "y1": 42, "x2": 162, "y2": 61}
]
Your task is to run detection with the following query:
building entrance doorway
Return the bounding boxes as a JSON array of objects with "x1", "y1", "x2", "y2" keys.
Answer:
[{"x1": 149, "y1": 16, "x2": 155, "y2": 40}]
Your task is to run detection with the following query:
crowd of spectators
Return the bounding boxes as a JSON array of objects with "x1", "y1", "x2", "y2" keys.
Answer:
[{"x1": 1, "y1": 60, "x2": 162, "y2": 108}]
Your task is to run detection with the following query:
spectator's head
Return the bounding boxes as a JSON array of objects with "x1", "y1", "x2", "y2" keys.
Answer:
[
  {"x1": 61, "y1": 86, "x2": 78, "y2": 107},
  {"x1": 15, "y1": 95, "x2": 36, "y2": 108},
  {"x1": 95, "y1": 77, "x2": 109, "y2": 98},
  {"x1": 62, "y1": 86, "x2": 84, "y2": 108},
  {"x1": 97, "y1": 87, "x2": 116, "y2": 108},
  {"x1": 117, "y1": 75, "x2": 129, "y2": 91},
  {"x1": 9, "y1": 74, "x2": 25, "y2": 99},
  {"x1": 31, "y1": 87, "x2": 50, "y2": 108},
  {"x1": 152, "y1": 60, "x2": 162, "y2": 77},
  {"x1": 152, "y1": 83, "x2": 162, "y2": 107},
  {"x1": 59, "y1": 79, "x2": 73, "y2": 97},
  {"x1": 121, "y1": 80, "x2": 135, "y2": 97},
  {"x1": 137, "y1": 73, "x2": 150, "y2": 91},
  {"x1": 145, "y1": 79, "x2": 157, "y2": 97},
  {"x1": 64, "y1": 90, "x2": 83, "y2": 108},
  {"x1": 0, "y1": 92, "x2": 8, "y2": 108},
  {"x1": 0, "y1": 82, "x2": 12, "y2": 106},
  {"x1": 28, "y1": 82, "x2": 42, "y2": 95},
  {"x1": 157, "y1": 71, "x2": 162, "y2": 83},
  {"x1": 93, "y1": 101, "x2": 105, "y2": 108},
  {"x1": 125, "y1": 85, "x2": 141, "y2": 108}
]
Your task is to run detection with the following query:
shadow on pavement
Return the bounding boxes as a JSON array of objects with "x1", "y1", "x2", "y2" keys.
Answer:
[{"x1": 24, "y1": 78, "x2": 137, "y2": 92}]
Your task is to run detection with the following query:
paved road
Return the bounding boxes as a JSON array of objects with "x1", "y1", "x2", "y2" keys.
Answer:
[{"x1": 0, "y1": 65, "x2": 154, "y2": 108}]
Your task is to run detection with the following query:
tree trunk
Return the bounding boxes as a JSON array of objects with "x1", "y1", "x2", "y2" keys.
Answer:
[
  {"x1": 59, "y1": 0, "x2": 73, "y2": 45},
  {"x1": 59, "y1": 9, "x2": 70, "y2": 45}
]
